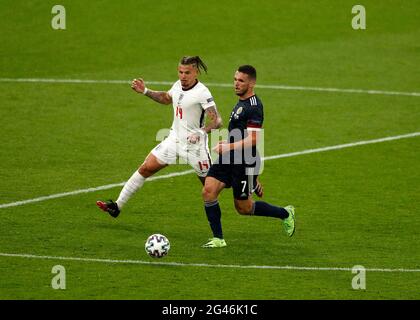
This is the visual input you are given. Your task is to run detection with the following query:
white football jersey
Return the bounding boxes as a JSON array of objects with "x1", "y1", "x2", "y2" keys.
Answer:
[{"x1": 167, "y1": 80, "x2": 216, "y2": 143}]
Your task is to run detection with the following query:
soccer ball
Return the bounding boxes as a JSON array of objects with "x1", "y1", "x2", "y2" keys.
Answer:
[{"x1": 145, "y1": 234, "x2": 170, "y2": 258}]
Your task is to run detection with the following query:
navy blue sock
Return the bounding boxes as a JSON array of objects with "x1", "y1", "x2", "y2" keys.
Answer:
[
  {"x1": 204, "y1": 200, "x2": 223, "y2": 239},
  {"x1": 253, "y1": 201, "x2": 289, "y2": 219}
]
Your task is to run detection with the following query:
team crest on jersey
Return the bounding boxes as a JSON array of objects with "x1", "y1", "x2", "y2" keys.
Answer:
[
  {"x1": 177, "y1": 93, "x2": 184, "y2": 104},
  {"x1": 233, "y1": 106, "x2": 243, "y2": 119}
]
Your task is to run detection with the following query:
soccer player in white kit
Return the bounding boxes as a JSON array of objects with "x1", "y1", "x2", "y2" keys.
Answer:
[{"x1": 97, "y1": 56, "x2": 222, "y2": 217}]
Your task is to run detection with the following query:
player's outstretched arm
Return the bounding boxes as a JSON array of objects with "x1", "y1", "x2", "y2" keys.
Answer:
[{"x1": 131, "y1": 78, "x2": 172, "y2": 105}]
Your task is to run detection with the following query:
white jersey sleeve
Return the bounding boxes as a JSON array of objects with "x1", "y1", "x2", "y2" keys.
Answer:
[
  {"x1": 167, "y1": 81, "x2": 179, "y2": 98},
  {"x1": 197, "y1": 87, "x2": 216, "y2": 110}
]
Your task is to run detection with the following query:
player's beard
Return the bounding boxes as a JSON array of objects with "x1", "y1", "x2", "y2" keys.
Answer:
[
  {"x1": 181, "y1": 79, "x2": 198, "y2": 90},
  {"x1": 235, "y1": 88, "x2": 247, "y2": 97}
]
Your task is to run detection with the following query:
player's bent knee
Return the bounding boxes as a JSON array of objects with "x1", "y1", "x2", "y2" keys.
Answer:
[
  {"x1": 234, "y1": 202, "x2": 253, "y2": 215},
  {"x1": 139, "y1": 156, "x2": 165, "y2": 178},
  {"x1": 202, "y1": 186, "x2": 217, "y2": 202},
  {"x1": 236, "y1": 207, "x2": 251, "y2": 215},
  {"x1": 139, "y1": 162, "x2": 157, "y2": 178},
  {"x1": 138, "y1": 164, "x2": 150, "y2": 177}
]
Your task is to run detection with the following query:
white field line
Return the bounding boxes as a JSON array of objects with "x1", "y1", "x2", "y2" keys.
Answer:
[
  {"x1": 1, "y1": 77, "x2": 420, "y2": 97},
  {"x1": 1, "y1": 252, "x2": 419, "y2": 273},
  {"x1": 0, "y1": 170, "x2": 194, "y2": 209},
  {"x1": 0, "y1": 132, "x2": 419, "y2": 210},
  {"x1": 263, "y1": 132, "x2": 420, "y2": 161}
]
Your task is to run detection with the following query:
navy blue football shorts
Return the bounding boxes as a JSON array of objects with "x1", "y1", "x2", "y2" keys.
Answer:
[{"x1": 207, "y1": 164, "x2": 258, "y2": 200}]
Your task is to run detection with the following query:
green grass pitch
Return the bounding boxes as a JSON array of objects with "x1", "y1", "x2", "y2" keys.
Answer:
[{"x1": 0, "y1": 0, "x2": 419, "y2": 300}]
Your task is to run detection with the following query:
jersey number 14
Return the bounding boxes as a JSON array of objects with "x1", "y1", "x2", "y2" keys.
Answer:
[{"x1": 176, "y1": 106, "x2": 183, "y2": 119}]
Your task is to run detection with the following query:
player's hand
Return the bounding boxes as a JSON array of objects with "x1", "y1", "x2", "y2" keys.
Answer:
[
  {"x1": 254, "y1": 178, "x2": 263, "y2": 198},
  {"x1": 187, "y1": 129, "x2": 205, "y2": 144},
  {"x1": 131, "y1": 78, "x2": 146, "y2": 94},
  {"x1": 212, "y1": 141, "x2": 231, "y2": 154},
  {"x1": 187, "y1": 134, "x2": 200, "y2": 144}
]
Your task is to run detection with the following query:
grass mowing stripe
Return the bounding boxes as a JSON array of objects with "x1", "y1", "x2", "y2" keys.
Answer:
[
  {"x1": 1, "y1": 252, "x2": 419, "y2": 273},
  {"x1": 0, "y1": 132, "x2": 419, "y2": 209},
  {"x1": 1, "y1": 78, "x2": 420, "y2": 97}
]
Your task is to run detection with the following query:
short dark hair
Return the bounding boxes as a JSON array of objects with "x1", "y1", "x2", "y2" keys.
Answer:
[
  {"x1": 237, "y1": 65, "x2": 257, "y2": 80},
  {"x1": 180, "y1": 56, "x2": 208, "y2": 74}
]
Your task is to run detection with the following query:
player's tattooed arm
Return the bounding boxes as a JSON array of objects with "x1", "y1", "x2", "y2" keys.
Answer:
[
  {"x1": 144, "y1": 90, "x2": 172, "y2": 105},
  {"x1": 202, "y1": 106, "x2": 222, "y2": 133},
  {"x1": 187, "y1": 106, "x2": 222, "y2": 144},
  {"x1": 131, "y1": 78, "x2": 172, "y2": 105}
]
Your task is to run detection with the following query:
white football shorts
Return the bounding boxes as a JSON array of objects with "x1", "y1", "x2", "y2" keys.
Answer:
[{"x1": 151, "y1": 134, "x2": 212, "y2": 177}]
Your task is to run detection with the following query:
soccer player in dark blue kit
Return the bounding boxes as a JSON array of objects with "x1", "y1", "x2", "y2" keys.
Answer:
[{"x1": 201, "y1": 65, "x2": 295, "y2": 248}]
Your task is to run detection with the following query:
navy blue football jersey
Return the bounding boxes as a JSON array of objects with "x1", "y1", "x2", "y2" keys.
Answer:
[
  {"x1": 228, "y1": 95, "x2": 264, "y2": 135},
  {"x1": 223, "y1": 95, "x2": 264, "y2": 167}
]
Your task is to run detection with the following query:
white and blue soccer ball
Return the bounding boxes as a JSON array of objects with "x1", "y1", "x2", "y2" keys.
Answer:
[{"x1": 145, "y1": 234, "x2": 170, "y2": 258}]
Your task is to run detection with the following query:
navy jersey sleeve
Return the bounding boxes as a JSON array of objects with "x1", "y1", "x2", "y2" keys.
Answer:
[{"x1": 246, "y1": 102, "x2": 264, "y2": 130}]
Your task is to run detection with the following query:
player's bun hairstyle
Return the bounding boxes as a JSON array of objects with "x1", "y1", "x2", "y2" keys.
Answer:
[
  {"x1": 180, "y1": 56, "x2": 208, "y2": 74},
  {"x1": 238, "y1": 65, "x2": 257, "y2": 80}
]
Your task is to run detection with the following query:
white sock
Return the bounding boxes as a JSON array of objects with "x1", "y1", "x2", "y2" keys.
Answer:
[{"x1": 116, "y1": 170, "x2": 146, "y2": 209}]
